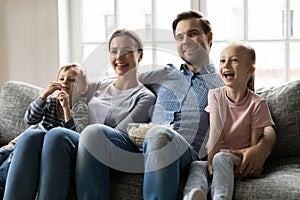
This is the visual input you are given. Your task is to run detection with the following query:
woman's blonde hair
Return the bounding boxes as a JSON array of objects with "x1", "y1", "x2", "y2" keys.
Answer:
[{"x1": 108, "y1": 29, "x2": 143, "y2": 53}]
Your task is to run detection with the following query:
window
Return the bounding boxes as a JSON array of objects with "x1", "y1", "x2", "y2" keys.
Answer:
[
  {"x1": 206, "y1": 0, "x2": 300, "y2": 88},
  {"x1": 61, "y1": 0, "x2": 300, "y2": 88},
  {"x1": 65, "y1": 0, "x2": 190, "y2": 82}
]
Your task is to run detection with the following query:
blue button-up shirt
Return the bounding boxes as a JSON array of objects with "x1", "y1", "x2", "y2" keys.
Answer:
[{"x1": 139, "y1": 64, "x2": 223, "y2": 158}]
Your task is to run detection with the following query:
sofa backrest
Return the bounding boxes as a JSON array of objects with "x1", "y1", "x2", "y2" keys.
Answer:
[
  {"x1": 1, "y1": 79, "x2": 300, "y2": 159},
  {"x1": 256, "y1": 79, "x2": 300, "y2": 159}
]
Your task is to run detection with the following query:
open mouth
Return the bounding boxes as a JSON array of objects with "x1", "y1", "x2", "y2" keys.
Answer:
[{"x1": 223, "y1": 72, "x2": 235, "y2": 79}]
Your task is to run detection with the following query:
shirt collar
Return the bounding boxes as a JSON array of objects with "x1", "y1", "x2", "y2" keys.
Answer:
[{"x1": 180, "y1": 64, "x2": 217, "y2": 77}]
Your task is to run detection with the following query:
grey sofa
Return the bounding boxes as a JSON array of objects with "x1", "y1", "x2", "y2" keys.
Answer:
[{"x1": 0, "y1": 80, "x2": 300, "y2": 199}]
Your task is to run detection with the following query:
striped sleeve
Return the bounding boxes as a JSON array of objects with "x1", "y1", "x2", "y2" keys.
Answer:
[{"x1": 24, "y1": 97, "x2": 47, "y2": 125}]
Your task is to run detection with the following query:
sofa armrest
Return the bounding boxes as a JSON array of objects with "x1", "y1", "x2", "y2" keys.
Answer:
[{"x1": 0, "y1": 81, "x2": 43, "y2": 145}]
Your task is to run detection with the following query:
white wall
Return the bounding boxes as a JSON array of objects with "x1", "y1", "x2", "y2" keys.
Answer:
[{"x1": 0, "y1": 0, "x2": 59, "y2": 88}]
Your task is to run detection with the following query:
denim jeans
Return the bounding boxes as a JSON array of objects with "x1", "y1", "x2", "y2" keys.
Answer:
[
  {"x1": 184, "y1": 152, "x2": 242, "y2": 200},
  {"x1": 76, "y1": 124, "x2": 198, "y2": 200},
  {"x1": 0, "y1": 156, "x2": 12, "y2": 198},
  {"x1": 3, "y1": 127, "x2": 79, "y2": 200}
]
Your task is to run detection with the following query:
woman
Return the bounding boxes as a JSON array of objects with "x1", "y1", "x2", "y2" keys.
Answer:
[
  {"x1": 4, "y1": 29, "x2": 155, "y2": 200},
  {"x1": 75, "y1": 29, "x2": 156, "y2": 199}
]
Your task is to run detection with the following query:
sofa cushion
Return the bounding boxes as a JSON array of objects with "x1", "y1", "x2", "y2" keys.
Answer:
[
  {"x1": 0, "y1": 81, "x2": 43, "y2": 145},
  {"x1": 256, "y1": 80, "x2": 300, "y2": 159},
  {"x1": 234, "y1": 157, "x2": 300, "y2": 199}
]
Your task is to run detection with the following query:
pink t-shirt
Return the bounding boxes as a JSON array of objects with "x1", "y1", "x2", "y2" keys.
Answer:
[{"x1": 205, "y1": 86, "x2": 274, "y2": 150}]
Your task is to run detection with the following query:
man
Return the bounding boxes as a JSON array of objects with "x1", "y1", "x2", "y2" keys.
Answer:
[{"x1": 139, "y1": 10, "x2": 276, "y2": 200}]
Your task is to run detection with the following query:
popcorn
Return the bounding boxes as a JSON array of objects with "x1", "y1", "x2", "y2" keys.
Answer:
[{"x1": 128, "y1": 123, "x2": 174, "y2": 148}]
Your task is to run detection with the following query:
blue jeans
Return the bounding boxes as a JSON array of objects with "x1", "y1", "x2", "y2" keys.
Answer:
[
  {"x1": 184, "y1": 152, "x2": 242, "y2": 200},
  {"x1": 76, "y1": 124, "x2": 198, "y2": 200},
  {"x1": 3, "y1": 127, "x2": 79, "y2": 200}
]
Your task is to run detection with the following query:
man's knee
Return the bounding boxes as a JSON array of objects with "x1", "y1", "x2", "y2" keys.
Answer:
[{"x1": 144, "y1": 125, "x2": 175, "y2": 152}]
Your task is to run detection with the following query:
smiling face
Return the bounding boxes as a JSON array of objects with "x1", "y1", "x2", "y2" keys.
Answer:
[
  {"x1": 57, "y1": 66, "x2": 88, "y2": 99},
  {"x1": 219, "y1": 44, "x2": 255, "y2": 90},
  {"x1": 57, "y1": 68, "x2": 79, "y2": 96},
  {"x1": 174, "y1": 18, "x2": 212, "y2": 72},
  {"x1": 109, "y1": 35, "x2": 143, "y2": 76}
]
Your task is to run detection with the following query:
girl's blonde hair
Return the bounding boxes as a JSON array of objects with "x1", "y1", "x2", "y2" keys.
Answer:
[{"x1": 229, "y1": 41, "x2": 256, "y2": 91}]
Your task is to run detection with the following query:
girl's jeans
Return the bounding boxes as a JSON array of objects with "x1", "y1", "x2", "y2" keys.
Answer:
[
  {"x1": 76, "y1": 124, "x2": 199, "y2": 200},
  {"x1": 3, "y1": 127, "x2": 79, "y2": 200},
  {"x1": 184, "y1": 152, "x2": 242, "y2": 200}
]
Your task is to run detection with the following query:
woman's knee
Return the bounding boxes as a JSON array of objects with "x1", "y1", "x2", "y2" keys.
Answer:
[
  {"x1": 79, "y1": 124, "x2": 112, "y2": 151},
  {"x1": 80, "y1": 124, "x2": 108, "y2": 140}
]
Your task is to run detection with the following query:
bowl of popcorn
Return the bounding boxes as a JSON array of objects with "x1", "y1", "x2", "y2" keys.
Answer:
[
  {"x1": 128, "y1": 123, "x2": 174, "y2": 148},
  {"x1": 128, "y1": 123, "x2": 152, "y2": 148}
]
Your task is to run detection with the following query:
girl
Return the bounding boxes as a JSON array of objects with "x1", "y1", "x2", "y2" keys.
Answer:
[{"x1": 205, "y1": 42, "x2": 274, "y2": 199}]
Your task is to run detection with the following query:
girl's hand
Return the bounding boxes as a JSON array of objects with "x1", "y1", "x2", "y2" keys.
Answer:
[
  {"x1": 41, "y1": 81, "x2": 62, "y2": 100},
  {"x1": 208, "y1": 164, "x2": 213, "y2": 178}
]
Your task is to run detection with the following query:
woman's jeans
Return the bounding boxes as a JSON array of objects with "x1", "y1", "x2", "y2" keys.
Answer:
[
  {"x1": 184, "y1": 152, "x2": 242, "y2": 200},
  {"x1": 3, "y1": 127, "x2": 79, "y2": 200},
  {"x1": 76, "y1": 124, "x2": 199, "y2": 200}
]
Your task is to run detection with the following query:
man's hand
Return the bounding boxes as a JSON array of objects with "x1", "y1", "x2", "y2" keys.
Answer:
[
  {"x1": 229, "y1": 126, "x2": 276, "y2": 180},
  {"x1": 229, "y1": 145, "x2": 265, "y2": 180}
]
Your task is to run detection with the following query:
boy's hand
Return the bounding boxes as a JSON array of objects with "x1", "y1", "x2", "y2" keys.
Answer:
[
  {"x1": 40, "y1": 81, "x2": 62, "y2": 100},
  {"x1": 57, "y1": 89, "x2": 70, "y2": 109},
  {"x1": 0, "y1": 142, "x2": 15, "y2": 149}
]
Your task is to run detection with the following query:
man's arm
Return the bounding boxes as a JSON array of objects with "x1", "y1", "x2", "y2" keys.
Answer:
[{"x1": 230, "y1": 125, "x2": 276, "y2": 180}]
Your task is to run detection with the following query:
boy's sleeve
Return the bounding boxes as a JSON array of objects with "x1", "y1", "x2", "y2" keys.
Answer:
[{"x1": 24, "y1": 97, "x2": 47, "y2": 125}]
